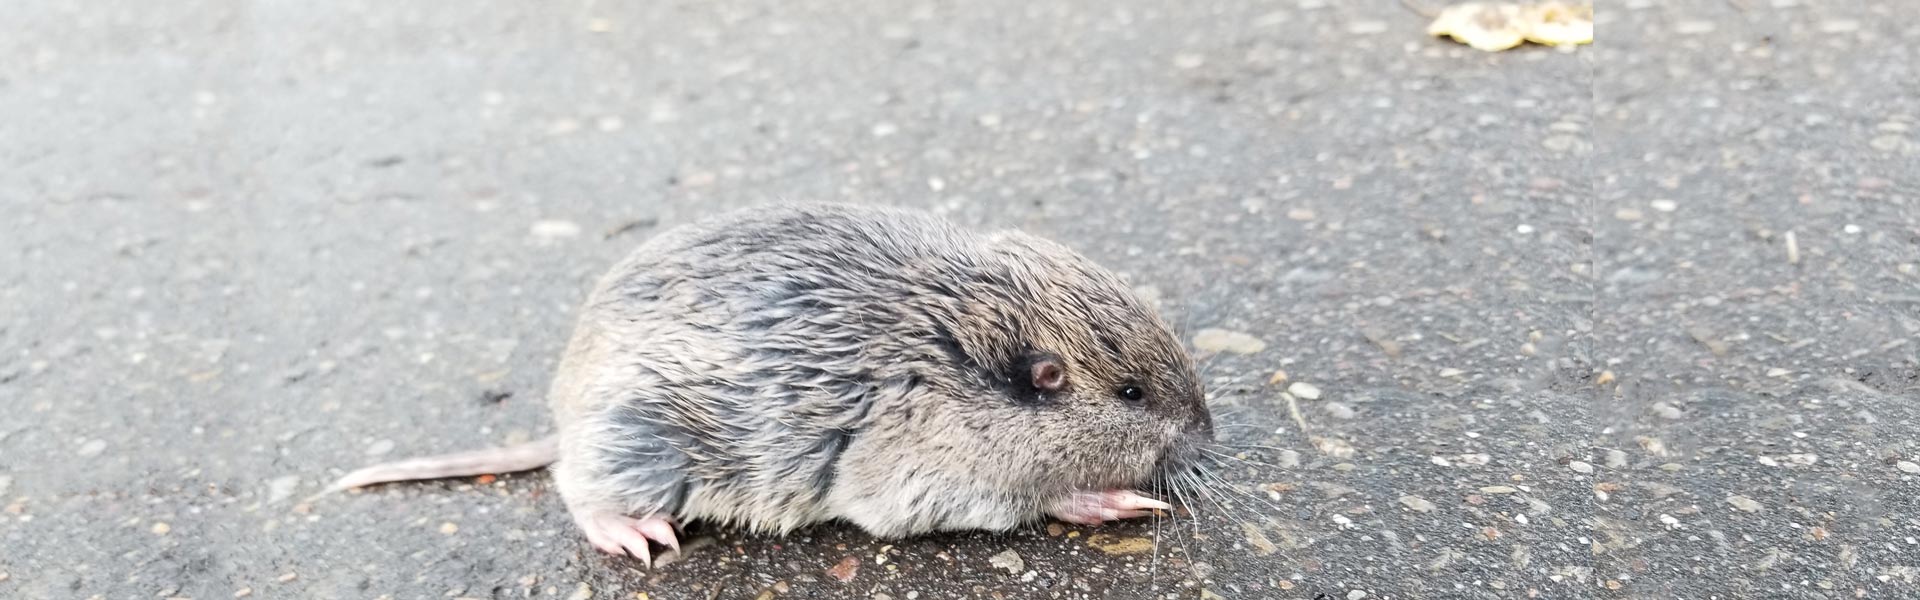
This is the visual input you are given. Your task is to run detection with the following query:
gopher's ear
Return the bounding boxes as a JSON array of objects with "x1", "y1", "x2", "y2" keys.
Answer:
[{"x1": 1030, "y1": 356, "x2": 1066, "y2": 392}]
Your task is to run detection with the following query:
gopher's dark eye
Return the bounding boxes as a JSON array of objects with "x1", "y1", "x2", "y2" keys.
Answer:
[{"x1": 1118, "y1": 385, "x2": 1145, "y2": 402}]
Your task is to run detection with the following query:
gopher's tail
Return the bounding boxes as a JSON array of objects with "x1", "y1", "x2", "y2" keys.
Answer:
[{"x1": 312, "y1": 436, "x2": 559, "y2": 500}]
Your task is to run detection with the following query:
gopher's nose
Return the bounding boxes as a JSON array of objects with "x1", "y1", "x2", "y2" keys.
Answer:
[{"x1": 1186, "y1": 404, "x2": 1215, "y2": 441}]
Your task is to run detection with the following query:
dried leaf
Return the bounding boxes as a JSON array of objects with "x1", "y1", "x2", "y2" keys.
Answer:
[
  {"x1": 1087, "y1": 534, "x2": 1155, "y2": 555},
  {"x1": 826, "y1": 556, "x2": 859, "y2": 582}
]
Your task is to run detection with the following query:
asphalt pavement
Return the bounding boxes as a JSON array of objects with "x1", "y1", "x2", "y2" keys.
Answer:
[{"x1": 2, "y1": 0, "x2": 1917, "y2": 598}]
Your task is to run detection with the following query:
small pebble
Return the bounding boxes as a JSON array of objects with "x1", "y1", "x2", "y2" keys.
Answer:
[
  {"x1": 1286, "y1": 382, "x2": 1322, "y2": 400},
  {"x1": 152, "y1": 522, "x2": 172, "y2": 535},
  {"x1": 78, "y1": 439, "x2": 107, "y2": 457},
  {"x1": 1870, "y1": 135, "x2": 1909, "y2": 152},
  {"x1": 1650, "y1": 199, "x2": 1678, "y2": 212},
  {"x1": 1310, "y1": 436, "x2": 1355, "y2": 458},
  {"x1": 1192, "y1": 329, "x2": 1267, "y2": 354},
  {"x1": 268, "y1": 475, "x2": 300, "y2": 504},
  {"x1": 871, "y1": 122, "x2": 899, "y2": 137},
  {"x1": 530, "y1": 220, "x2": 583, "y2": 240},
  {"x1": 1541, "y1": 135, "x2": 1579, "y2": 152},
  {"x1": 234, "y1": 587, "x2": 252, "y2": 598},
  {"x1": 567, "y1": 583, "x2": 592, "y2": 600},
  {"x1": 1345, "y1": 20, "x2": 1387, "y2": 34},
  {"x1": 1727, "y1": 495, "x2": 1764, "y2": 513},
  {"x1": 1567, "y1": 461, "x2": 1594, "y2": 474},
  {"x1": 1241, "y1": 522, "x2": 1278, "y2": 555},
  {"x1": 1605, "y1": 450, "x2": 1628, "y2": 469},
  {"x1": 1896, "y1": 461, "x2": 1920, "y2": 474},
  {"x1": 1276, "y1": 450, "x2": 1302, "y2": 468},
  {"x1": 1348, "y1": 590, "x2": 1368, "y2": 600},
  {"x1": 1322, "y1": 402, "x2": 1357, "y2": 419},
  {"x1": 365, "y1": 439, "x2": 396, "y2": 456},
  {"x1": 440, "y1": 522, "x2": 460, "y2": 534},
  {"x1": 1398, "y1": 495, "x2": 1436, "y2": 513},
  {"x1": 1172, "y1": 53, "x2": 1205, "y2": 69},
  {"x1": 1818, "y1": 19, "x2": 1861, "y2": 33},
  {"x1": 1674, "y1": 20, "x2": 1715, "y2": 34}
]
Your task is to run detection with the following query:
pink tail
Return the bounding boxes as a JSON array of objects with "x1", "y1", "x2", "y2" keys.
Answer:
[{"x1": 317, "y1": 436, "x2": 559, "y2": 497}]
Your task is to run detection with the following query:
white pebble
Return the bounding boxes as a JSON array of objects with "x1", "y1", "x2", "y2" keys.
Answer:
[
  {"x1": 1345, "y1": 21, "x2": 1387, "y2": 34},
  {"x1": 1348, "y1": 590, "x2": 1368, "y2": 600},
  {"x1": 1818, "y1": 19, "x2": 1861, "y2": 33},
  {"x1": 1605, "y1": 450, "x2": 1629, "y2": 468},
  {"x1": 366, "y1": 439, "x2": 396, "y2": 456},
  {"x1": 1192, "y1": 329, "x2": 1267, "y2": 355},
  {"x1": 78, "y1": 439, "x2": 107, "y2": 457},
  {"x1": 1674, "y1": 20, "x2": 1715, "y2": 34},
  {"x1": 1286, "y1": 382, "x2": 1322, "y2": 400},
  {"x1": 1277, "y1": 450, "x2": 1302, "y2": 468},
  {"x1": 1322, "y1": 402, "x2": 1357, "y2": 419},
  {"x1": 989, "y1": 550, "x2": 1024, "y2": 574},
  {"x1": 1567, "y1": 461, "x2": 1594, "y2": 474},
  {"x1": 1897, "y1": 461, "x2": 1920, "y2": 474},
  {"x1": 566, "y1": 583, "x2": 592, "y2": 600},
  {"x1": 1650, "y1": 199, "x2": 1678, "y2": 212},
  {"x1": 268, "y1": 476, "x2": 301, "y2": 504},
  {"x1": 529, "y1": 220, "x2": 582, "y2": 240}
]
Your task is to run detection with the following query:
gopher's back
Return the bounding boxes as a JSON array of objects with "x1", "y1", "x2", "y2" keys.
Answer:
[{"x1": 547, "y1": 204, "x2": 997, "y2": 531}]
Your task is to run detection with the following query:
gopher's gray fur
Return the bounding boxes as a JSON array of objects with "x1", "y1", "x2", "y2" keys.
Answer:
[{"x1": 326, "y1": 203, "x2": 1212, "y2": 549}]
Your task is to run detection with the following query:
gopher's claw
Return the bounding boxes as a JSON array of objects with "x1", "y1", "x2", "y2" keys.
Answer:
[
  {"x1": 1048, "y1": 490, "x2": 1173, "y2": 525},
  {"x1": 578, "y1": 511, "x2": 679, "y2": 565}
]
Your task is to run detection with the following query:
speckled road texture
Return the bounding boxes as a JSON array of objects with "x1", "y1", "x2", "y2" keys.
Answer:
[{"x1": 2, "y1": 0, "x2": 1916, "y2": 599}]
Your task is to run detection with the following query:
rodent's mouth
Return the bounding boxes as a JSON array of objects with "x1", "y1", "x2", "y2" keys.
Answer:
[{"x1": 1149, "y1": 434, "x2": 1209, "y2": 480}]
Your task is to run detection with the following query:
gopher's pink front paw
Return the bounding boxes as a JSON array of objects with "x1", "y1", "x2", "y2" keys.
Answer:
[
  {"x1": 575, "y1": 510, "x2": 680, "y2": 566},
  {"x1": 1047, "y1": 490, "x2": 1173, "y2": 525}
]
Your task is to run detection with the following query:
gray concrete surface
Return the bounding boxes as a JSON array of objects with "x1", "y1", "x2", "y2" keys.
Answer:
[{"x1": 2, "y1": 0, "x2": 1917, "y2": 598}]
